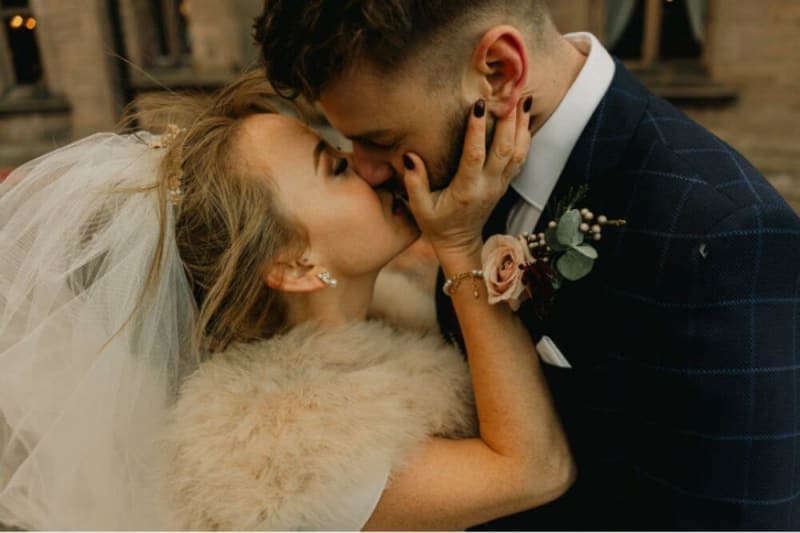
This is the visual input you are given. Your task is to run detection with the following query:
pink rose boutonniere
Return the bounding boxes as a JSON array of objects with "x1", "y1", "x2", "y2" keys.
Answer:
[
  {"x1": 480, "y1": 186, "x2": 625, "y2": 316},
  {"x1": 481, "y1": 235, "x2": 533, "y2": 311}
]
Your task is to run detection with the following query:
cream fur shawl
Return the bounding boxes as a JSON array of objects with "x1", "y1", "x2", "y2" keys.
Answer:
[{"x1": 163, "y1": 319, "x2": 476, "y2": 530}]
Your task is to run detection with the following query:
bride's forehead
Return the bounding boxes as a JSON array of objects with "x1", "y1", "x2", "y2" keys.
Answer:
[{"x1": 240, "y1": 113, "x2": 318, "y2": 151}]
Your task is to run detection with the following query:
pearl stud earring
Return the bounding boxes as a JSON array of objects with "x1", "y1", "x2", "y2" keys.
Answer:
[{"x1": 317, "y1": 271, "x2": 338, "y2": 288}]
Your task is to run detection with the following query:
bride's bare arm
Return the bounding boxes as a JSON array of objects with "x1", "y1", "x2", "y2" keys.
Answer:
[
  {"x1": 364, "y1": 255, "x2": 573, "y2": 530},
  {"x1": 364, "y1": 99, "x2": 575, "y2": 530}
]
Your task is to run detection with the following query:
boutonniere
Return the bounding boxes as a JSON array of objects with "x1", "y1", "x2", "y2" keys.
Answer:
[{"x1": 481, "y1": 186, "x2": 625, "y2": 315}]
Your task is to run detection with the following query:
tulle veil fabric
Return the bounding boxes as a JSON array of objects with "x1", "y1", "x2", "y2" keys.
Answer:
[{"x1": 0, "y1": 133, "x2": 198, "y2": 529}]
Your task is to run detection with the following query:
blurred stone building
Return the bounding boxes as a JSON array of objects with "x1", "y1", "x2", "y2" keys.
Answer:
[
  {"x1": 0, "y1": 0, "x2": 798, "y2": 210},
  {"x1": 0, "y1": 0, "x2": 263, "y2": 165}
]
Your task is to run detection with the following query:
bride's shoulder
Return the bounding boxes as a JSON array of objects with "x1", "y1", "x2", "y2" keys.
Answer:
[
  {"x1": 197, "y1": 319, "x2": 465, "y2": 381},
  {"x1": 165, "y1": 321, "x2": 475, "y2": 530},
  {"x1": 172, "y1": 320, "x2": 471, "y2": 436}
]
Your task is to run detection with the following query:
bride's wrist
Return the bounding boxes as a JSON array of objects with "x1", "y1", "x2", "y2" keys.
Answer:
[{"x1": 437, "y1": 248, "x2": 483, "y2": 280}]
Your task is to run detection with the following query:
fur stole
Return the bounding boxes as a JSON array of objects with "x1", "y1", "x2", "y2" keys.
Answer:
[{"x1": 163, "y1": 320, "x2": 476, "y2": 530}]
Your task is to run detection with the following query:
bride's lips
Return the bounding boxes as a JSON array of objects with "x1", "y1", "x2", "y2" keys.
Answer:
[
  {"x1": 377, "y1": 187, "x2": 412, "y2": 219},
  {"x1": 391, "y1": 191, "x2": 411, "y2": 217}
]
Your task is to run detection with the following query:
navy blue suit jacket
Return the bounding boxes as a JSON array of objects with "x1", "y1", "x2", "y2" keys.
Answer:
[{"x1": 436, "y1": 62, "x2": 800, "y2": 530}]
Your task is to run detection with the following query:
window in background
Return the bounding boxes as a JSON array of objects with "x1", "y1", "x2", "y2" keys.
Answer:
[
  {"x1": 660, "y1": 0, "x2": 703, "y2": 60},
  {"x1": 149, "y1": 0, "x2": 192, "y2": 67},
  {"x1": 0, "y1": 0, "x2": 44, "y2": 86},
  {"x1": 606, "y1": 0, "x2": 706, "y2": 68},
  {"x1": 605, "y1": 0, "x2": 734, "y2": 104}
]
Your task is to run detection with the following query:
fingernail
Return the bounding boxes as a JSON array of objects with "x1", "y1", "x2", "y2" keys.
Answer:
[
  {"x1": 528, "y1": 115, "x2": 535, "y2": 132},
  {"x1": 473, "y1": 99, "x2": 486, "y2": 118},
  {"x1": 403, "y1": 154, "x2": 414, "y2": 170},
  {"x1": 523, "y1": 96, "x2": 533, "y2": 113}
]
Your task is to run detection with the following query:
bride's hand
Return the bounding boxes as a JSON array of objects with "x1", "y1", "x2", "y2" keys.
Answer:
[{"x1": 403, "y1": 97, "x2": 533, "y2": 262}]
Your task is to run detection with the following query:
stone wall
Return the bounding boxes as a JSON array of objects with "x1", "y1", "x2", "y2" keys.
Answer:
[
  {"x1": 185, "y1": 0, "x2": 241, "y2": 70},
  {"x1": 30, "y1": 0, "x2": 123, "y2": 136}
]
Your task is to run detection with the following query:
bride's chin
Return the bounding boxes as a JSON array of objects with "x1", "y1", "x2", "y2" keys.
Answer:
[
  {"x1": 384, "y1": 230, "x2": 422, "y2": 266},
  {"x1": 390, "y1": 199, "x2": 420, "y2": 237}
]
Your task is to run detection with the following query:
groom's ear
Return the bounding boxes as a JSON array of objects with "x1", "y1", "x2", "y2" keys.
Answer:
[
  {"x1": 470, "y1": 25, "x2": 528, "y2": 119},
  {"x1": 264, "y1": 255, "x2": 327, "y2": 293}
]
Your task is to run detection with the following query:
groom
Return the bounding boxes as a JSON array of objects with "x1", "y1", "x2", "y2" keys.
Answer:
[{"x1": 255, "y1": 1, "x2": 800, "y2": 529}]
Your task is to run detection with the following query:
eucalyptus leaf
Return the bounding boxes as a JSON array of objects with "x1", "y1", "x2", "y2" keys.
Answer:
[
  {"x1": 545, "y1": 227, "x2": 567, "y2": 252},
  {"x1": 556, "y1": 209, "x2": 584, "y2": 247},
  {"x1": 571, "y1": 244, "x2": 598, "y2": 260},
  {"x1": 556, "y1": 248, "x2": 595, "y2": 281}
]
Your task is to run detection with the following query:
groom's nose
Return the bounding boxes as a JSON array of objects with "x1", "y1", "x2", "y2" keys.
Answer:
[{"x1": 351, "y1": 146, "x2": 394, "y2": 187}]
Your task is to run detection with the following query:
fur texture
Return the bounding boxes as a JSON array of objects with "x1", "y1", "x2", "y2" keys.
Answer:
[
  {"x1": 369, "y1": 269, "x2": 438, "y2": 334},
  {"x1": 163, "y1": 320, "x2": 476, "y2": 530}
]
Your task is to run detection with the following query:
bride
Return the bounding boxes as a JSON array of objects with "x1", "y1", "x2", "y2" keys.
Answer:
[{"x1": 0, "y1": 72, "x2": 574, "y2": 530}]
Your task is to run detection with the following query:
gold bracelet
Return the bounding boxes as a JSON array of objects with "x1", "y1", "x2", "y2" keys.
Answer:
[{"x1": 442, "y1": 269, "x2": 484, "y2": 298}]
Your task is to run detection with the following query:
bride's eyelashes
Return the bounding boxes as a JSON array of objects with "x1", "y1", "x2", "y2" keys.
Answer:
[{"x1": 332, "y1": 157, "x2": 349, "y2": 176}]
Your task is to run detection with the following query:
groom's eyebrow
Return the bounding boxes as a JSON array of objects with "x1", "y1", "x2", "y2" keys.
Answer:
[{"x1": 347, "y1": 129, "x2": 394, "y2": 143}]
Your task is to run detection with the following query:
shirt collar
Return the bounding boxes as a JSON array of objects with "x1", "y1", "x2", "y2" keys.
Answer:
[{"x1": 510, "y1": 32, "x2": 616, "y2": 211}]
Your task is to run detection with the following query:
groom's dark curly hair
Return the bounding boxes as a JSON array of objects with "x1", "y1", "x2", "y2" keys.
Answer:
[{"x1": 254, "y1": 0, "x2": 551, "y2": 101}]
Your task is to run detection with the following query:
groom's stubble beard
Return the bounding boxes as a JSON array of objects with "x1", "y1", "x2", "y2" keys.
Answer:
[{"x1": 428, "y1": 103, "x2": 497, "y2": 191}]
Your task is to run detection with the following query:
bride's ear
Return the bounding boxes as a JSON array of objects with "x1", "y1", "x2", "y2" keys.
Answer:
[{"x1": 264, "y1": 254, "x2": 328, "y2": 293}]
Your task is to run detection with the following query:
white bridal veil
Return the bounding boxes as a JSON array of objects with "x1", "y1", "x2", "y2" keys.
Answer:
[{"x1": 0, "y1": 132, "x2": 197, "y2": 529}]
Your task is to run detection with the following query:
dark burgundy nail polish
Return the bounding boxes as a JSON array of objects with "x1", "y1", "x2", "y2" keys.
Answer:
[
  {"x1": 473, "y1": 99, "x2": 486, "y2": 118},
  {"x1": 403, "y1": 154, "x2": 414, "y2": 170},
  {"x1": 523, "y1": 96, "x2": 533, "y2": 113}
]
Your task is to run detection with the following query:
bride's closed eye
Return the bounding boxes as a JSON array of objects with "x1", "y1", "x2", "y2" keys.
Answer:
[{"x1": 332, "y1": 157, "x2": 349, "y2": 176}]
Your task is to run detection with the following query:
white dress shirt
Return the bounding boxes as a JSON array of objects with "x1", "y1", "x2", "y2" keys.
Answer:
[{"x1": 507, "y1": 32, "x2": 616, "y2": 235}]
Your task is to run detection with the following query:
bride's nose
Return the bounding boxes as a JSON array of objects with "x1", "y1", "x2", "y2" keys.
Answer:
[{"x1": 351, "y1": 147, "x2": 394, "y2": 187}]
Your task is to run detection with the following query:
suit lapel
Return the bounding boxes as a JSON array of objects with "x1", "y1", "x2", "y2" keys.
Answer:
[
  {"x1": 534, "y1": 60, "x2": 650, "y2": 236},
  {"x1": 522, "y1": 62, "x2": 651, "y2": 368}
]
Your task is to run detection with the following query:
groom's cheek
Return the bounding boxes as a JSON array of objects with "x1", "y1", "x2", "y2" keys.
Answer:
[{"x1": 432, "y1": 104, "x2": 482, "y2": 190}]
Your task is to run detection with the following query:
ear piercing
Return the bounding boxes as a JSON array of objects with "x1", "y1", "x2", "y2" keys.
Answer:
[{"x1": 317, "y1": 271, "x2": 338, "y2": 288}]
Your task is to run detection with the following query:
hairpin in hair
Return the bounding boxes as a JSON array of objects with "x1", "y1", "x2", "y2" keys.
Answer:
[
  {"x1": 167, "y1": 173, "x2": 184, "y2": 206},
  {"x1": 147, "y1": 123, "x2": 185, "y2": 150},
  {"x1": 145, "y1": 124, "x2": 187, "y2": 206}
]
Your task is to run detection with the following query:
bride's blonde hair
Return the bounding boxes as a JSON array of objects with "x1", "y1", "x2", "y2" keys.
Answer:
[{"x1": 125, "y1": 70, "x2": 308, "y2": 354}]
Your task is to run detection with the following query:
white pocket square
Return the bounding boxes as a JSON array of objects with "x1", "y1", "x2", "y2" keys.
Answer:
[{"x1": 536, "y1": 335, "x2": 572, "y2": 369}]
